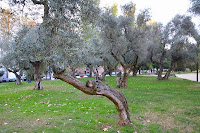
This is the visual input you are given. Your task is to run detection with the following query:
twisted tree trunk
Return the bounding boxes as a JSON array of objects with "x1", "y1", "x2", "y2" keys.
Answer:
[
  {"x1": 132, "y1": 66, "x2": 138, "y2": 76},
  {"x1": 116, "y1": 71, "x2": 121, "y2": 88},
  {"x1": 7, "y1": 69, "x2": 22, "y2": 85},
  {"x1": 50, "y1": 65, "x2": 132, "y2": 126},
  {"x1": 163, "y1": 61, "x2": 175, "y2": 80},
  {"x1": 14, "y1": 72, "x2": 22, "y2": 85},
  {"x1": 120, "y1": 68, "x2": 131, "y2": 88},
  {"x1": 30, "y1": 61, "x2": 43, "y2": 90},
  {"x1": 157, "y1": 63, "x2": 164, "y2": 80}
]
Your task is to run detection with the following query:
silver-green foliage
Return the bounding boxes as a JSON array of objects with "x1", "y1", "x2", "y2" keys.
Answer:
[
  {"x1": 100, "y1": 10, "x2": 149, "y2": 69},
  {"x1": 190, "y1": 0, "x2": 200, "y2": 16},
  {"x1": 165, "y1": 15, "x2": 198, "y2": 63}
]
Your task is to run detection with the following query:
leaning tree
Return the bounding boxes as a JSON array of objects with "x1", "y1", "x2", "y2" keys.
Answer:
[{"x1": 8, "y1": 0, "x2": 133, "y2": 125}]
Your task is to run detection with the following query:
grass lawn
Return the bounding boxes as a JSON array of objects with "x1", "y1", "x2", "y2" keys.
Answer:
[{"x1": 0, "y1": 76, "x2": 200, "y2": 133}]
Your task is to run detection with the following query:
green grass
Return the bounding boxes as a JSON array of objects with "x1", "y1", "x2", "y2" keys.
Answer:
[{"x1": 0, "y1": 76, "x2": 200, "y2": 133}]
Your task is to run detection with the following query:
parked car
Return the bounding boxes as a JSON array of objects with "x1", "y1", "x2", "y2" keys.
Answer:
[
  {"x1": 9, "y1": 78, "x2": 17, "y2": 82},
  {"x1": 21, "y1": 77, "x2": 27, "y2": 81},
  {"x1": 0, "y1": 79, "x2": 3, "y2": 83},
  {"x1": 2, "y1": 78, "x2": 10, "y2": 82},
  {"x1": 79, "y1": 74, "x2": 87, "y2": 78},
  {"x1": 42, "y1": 76, "x2": 55, "y2": 80},
  {"x1": 76, "y1": 76, "x2": 81, "y2": 78}
]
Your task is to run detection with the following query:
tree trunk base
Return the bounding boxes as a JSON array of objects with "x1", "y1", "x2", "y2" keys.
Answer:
[
  {"x1": 15, "y1": 78, "x2": 22, "y2": 85},
  {"x1": 86, "y1": 80, "x2": 132, "y2": 126},
  {"x1": 15, "y1": 80, "x2": 22, "y2": 85},
  {"x1": 34, "y1": 81, "x2": 43, "y2": 90}
]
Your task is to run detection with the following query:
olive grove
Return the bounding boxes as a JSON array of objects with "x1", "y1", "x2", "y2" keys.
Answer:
[
  {"x1": 1, "y1": 0, "x2": 200, "y2": 126},
  {"x1": 3, "y1": 0, "x2": 133, "y2": 126}
]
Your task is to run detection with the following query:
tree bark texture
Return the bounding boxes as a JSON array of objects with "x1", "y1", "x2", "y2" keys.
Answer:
[
  {"x1": 116, "y1": 72, "x2": 121, "y2": 88},
  {"x1": 101, "y1": 71, "x2": 107, "y2": 81},
  {"x1": 156, "y1": 53, "x2": 165, "y2": 80},
  {"x1": 100, "y1": 66, "x2": 110, "y2": 81},
  {"x1": 7, "y1": 69, "x2": 22, "y2": 85},
  {"x1": 157, "y1": 63, "x2": 164, "y2": 80},
  {"x1": 14, "y1": 72, "x2": 22, "y2": 85},
  {"x1": 30, "y1": 61, "x2": 43, "y2": 90},
  {"x1": 120, "y1": 68, "x2": 131, "y2": 88},
  {"x1": 50, "y1": 65, "x2": 132, "y2": 126},
  {"x1": 132, "y1": 66, "x2": 138, "y2": 76},
  {"x1": 163, "y1": 61, "x2": 175, "y2": 80}
]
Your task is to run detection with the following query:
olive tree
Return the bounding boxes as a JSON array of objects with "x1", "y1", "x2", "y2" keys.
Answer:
[
  {"x1": 163, "y1": 15, "x2": 198, "y2": 79},
  {"x1": 12, "y1": 25, "x2": 47, "y2": 89},
  {"x1": 150, "y1": 15, "x2": 199, "y2": 80},
  {"x1": 8, "y1": 0, "x2": 132, "y2": 125},
  {"x1": 100, "y1": 5, "x2": 150, "y2": 88}
]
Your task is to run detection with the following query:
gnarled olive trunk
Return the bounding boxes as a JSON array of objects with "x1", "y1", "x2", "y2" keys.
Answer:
[
  {"x1": 100, "y1": 67, "x2": 111, "y2": 81},
  {"x1": 157, "y1": 54, "x2": 165, "y2": 80},
  {"x1": 116, "y1": 72, "x2": 121, "y2": 88},
  {"x1": 163, "y1": 61, "x2": 175, "y2": 80},
  {"x1": 7, "y1": 69, "x2": 22, "y2": 85},
  {"x1": 120, "y1": 68, "x2": 131, "y2": 88},
  {"x1": 132, "y1": 66, "x2": 138, "y2": 76},
  {"x1": 157, "y1": 64, "x2": 164, "y2": 80},
  {"x1": 14, "y1": 72, "x2": 22, "y2": 85},
  {"x1": 30, "y1": 61, "x2": 43, "y2": 90},
  {"x1": 101, "y1": 71, "x2": 107, "y2": 81},
  {"x1": 50, "y1": 65, "x2": 132, "y2": 126}
]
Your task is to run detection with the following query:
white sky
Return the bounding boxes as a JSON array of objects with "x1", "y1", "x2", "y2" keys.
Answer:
[
  {"x1": 0, "y1": 0, "x2": 199, "y2": 27},
  {"x1": 100, "y1": 0, "x2": 199, "y2": 27}
]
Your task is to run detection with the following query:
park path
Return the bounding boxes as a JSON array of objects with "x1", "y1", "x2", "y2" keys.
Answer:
[{"x1": 176, "y1": 73, "x2": 200, "y2": 82}]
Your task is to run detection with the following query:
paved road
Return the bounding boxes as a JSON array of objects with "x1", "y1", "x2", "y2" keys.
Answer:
[{"x1": 176, "y1": 73, "x2": 200, "y2": 82}]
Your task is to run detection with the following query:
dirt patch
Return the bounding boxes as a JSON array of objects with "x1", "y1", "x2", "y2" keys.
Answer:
[
  {"x1": 142, "y1": 112, "x2": 176, "y2": 129},
  {"x1": 136, "y1": 111, "x2": 196, "y2": 132},
  {"x1": 19, "y1": 84, "x2": 67, "y2": 91},
  {"x1": 189, "y1": 84, "x2": 200, "y2": 89}
]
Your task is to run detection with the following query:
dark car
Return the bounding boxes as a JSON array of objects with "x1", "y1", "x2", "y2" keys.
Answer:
[
  {"x1": 2, "y1": 78, "x2": 10, "y2": 82},
  {"x1": 9, "y1": 78, "x2": 17, "y2": 82}
]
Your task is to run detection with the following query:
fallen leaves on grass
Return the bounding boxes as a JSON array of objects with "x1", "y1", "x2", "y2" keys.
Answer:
[
  {"x1": 103, "y1": 125, "x2": 112, "y2": 132},
  {"x1": 103, "y1": 128, "x2": 108, "y2": 131},
  {"x1": 25, "y1": 94, "x2": 33, "y2": 98}
]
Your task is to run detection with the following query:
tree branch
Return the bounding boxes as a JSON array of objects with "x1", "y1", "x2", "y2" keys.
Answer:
[
  {"x1": 50, "y1": 63, "x2": 132, "y2": 126},
  {"x1": 111, "y1": 51, "x2": 125, "y2": 68}
]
